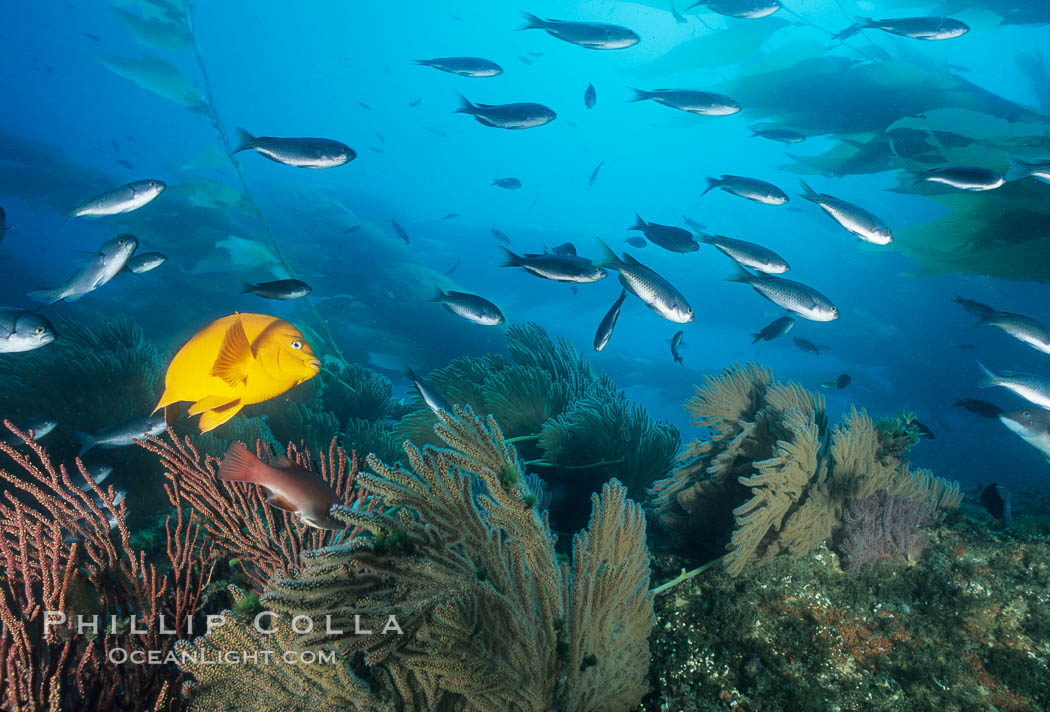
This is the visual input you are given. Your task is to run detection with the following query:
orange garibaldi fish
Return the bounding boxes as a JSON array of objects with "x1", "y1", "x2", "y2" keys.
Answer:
[{"x1": 154, "y1": 313, "x2": 320, "y2": 432}]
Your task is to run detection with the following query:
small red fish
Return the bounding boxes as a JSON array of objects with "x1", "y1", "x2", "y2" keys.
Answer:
[{"x1": 218, "y1": 443, "x2": 344, "y2": 529}]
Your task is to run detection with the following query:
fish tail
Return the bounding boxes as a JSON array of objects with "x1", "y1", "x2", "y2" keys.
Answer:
[
  {"x1": 700, "y1": 176, "x2": 721, "y2": 197},
  {"x1": 751, "y1": 332, "x2": 763, "y2": 344},
  {"x1": 454, "y1": 94, "x2": 476, "y2": 115},
  {"x1": 630, "y1": 213, "x2": 647, "y2": 231},
  {"x1": 1005, "y1": 156, "x2": 1033, "y2": 182},
  {"x1": 628, "y1": 88, "x2": 652, "y2": 103},
  {"x1": 594, "y1": 239, "x2": 622, "y2": 269},
  {"x1": 413, "y1": 59, "x2": 435, "y2": 67},
  {"x1": 233, "y1": 128, "x2": 256, "y2": 154},
  {"x1": 73, "y1": 431, "x2": 96, "y2": 457},
  {"x1": 749, "y1": 127, "x2": 761, "y2": 137},
  {"x1": 218, "y1": 442, "x2": 262, "y2": 483},
  {"x1": 520, "y1": 11, "x2": 546, "y2": 30},
  {"x1": 498, "y1": 246, "x2": 524, "y2": 267},
  {"x1": 240, "y1": 282, "x2": 256, "y2": 294},
  {"x1": 27, "y1": 288, "x2": 62, "y2": 305},
  {"x1": 696, "y1": 232, "x2": 715, "y2": 244},
  {"x1": 725, "y1": 262, "x2": 754, "y2": 284},
  {"x1": 976, "y1": 361, "x2": 998, "y2": 388},
  {"x1": 428, "y1": 287, "x2": 447, "y2": 302},
  {"x1": 798, "y1": 179, "x2": 821, "y2": 203}
]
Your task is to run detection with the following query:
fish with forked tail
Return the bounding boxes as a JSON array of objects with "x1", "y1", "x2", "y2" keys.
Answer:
[
  {"x1": 520, "y1": 12, "x2": 640, "y2": 50},
  {"x1": 74, "y1": 413, "x2": 166, "y2": 456},
  {"x1": 233, "y1": 129, "x2": 355, "y2": 168},
  {"x1": 595, "y1": 240, "x2": 693, "y2": 324},
  {"x1": 455, "y1": 95, "x2": 556, "y2": 129}
]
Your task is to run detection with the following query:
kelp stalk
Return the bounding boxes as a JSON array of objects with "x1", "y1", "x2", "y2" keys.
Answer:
[{"x1": 181, "y1": 0, "x2": 348, "y2": 366}]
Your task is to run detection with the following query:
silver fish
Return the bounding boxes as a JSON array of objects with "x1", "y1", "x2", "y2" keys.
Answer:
[
  {"x1": 74, "y1": 413, "x2": 167, "y2": 456},
  {"x1": 500, "y1": 247, "x2": 606, "y2": 283},
  {"x1": 520, "y1": 13, "x2": 640, "y2": 50},
  {"x1": 414, "y1": 57, "x2": 503, "y2": 77},
  {"x1": 799, "y1": 180, "x2": 892, "y2": 245},
  {"x1": 0, "y1": 309, "x2": 56, "y2": 353},
  {"x1": 630, "y1": 88, "x2": 739, "y2": 116},
  {"x1": 953, "y1": 295, "x2": 997, "y2": 323},
  {"x1": 919, "y1": 166, "x2": 1004, "y2": 191},
  {"x1": 406, "y1": 367, "x2": 452, "y2": 414},
  {"x1": 234, "y1": 129, "x2": 355, "y2": 168},
  {"x1": 978, "y1": 362, "x2": 1050, "y2": 410},
  {"x1": 125, "y1": 252, "x2": 167, "y2": 274},
  {"x1": 29, "y1": 234, "x2": 138, "y2": 305},
  {"x1": 727, "y1": 265, "x2": 838, "y2": 322},
  {"x1": 699, "y1": 233, "x2": 789, "y2": 274},
  {"x1": 1006, "y1": 157, "x2": 1050, "y2": 185},
  {"x1": 671, "y1": 330, "x2": 685, "y2": 364},
  {"x1": 594, "y1": 290, "x2": 627, "y2": 352},
  {"x1": 596, "y1": 240, "x2": 693, "y2": 324},
  {"x1": 1, "y1": 418, "x2": 58, "y2": 446},
  {"x1": 682, "y1": 215, "x2": 706, "y2": 232},
  {"x1": 584, "y1": 82, "x2": 596, "y2": 108},
  {"x1": 702, "y1": 175, "x2": 788, "y2": 205},
  {"x1": 750, "y1": 127, "x2": 805, "y2": 143},
  {"x1": 1000, "y1": 408, "x2": 1050, "y2": 462},
  {"x1": 77, "y1": 464, "x2": 114, "y2": 491},
  {"x1": 973, "y1": 310, "x2": 1050, "y2": 355},
  {"x1": 456, "y1": 95, "x2": 556, "y2": 129},
  {"x1": 430, "y1": 288, "x2": 505, "y2": 325},
  {"x1": 241, "y1": 279, "x2": 312, "y2": 300},
  {"x1": 688, "y1": 0, "x2": 781, "y2": 19},
  {"x1": 70, "y1": 179, "x2": 165, "y2": 218},
  {"x1": 752, "y1": 316, "x2": 795, "y2": 344},
  {"x1": 630, "y1": 214, "x2": 698, "y2": 254},
  {"x1": 835, "y1": 16, "x2": 968, "y2": 41}
]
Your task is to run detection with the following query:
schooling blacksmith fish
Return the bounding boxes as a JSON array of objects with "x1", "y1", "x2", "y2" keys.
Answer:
[
  {"x1": 234, "y1": 129, "x2": 355, "y2": 168},
  {"x1": 68, "y1": 179, "x2": 165, "y2": 219},
  {"x1": 456, "y1": 95, "x2": 556, "y2": 129},
  {"x1": 520, "y1": 12, "x2": 640, "y2": 50},
  {"x1": 414, "y1": 56, "x2": 502, "y2": 77}
]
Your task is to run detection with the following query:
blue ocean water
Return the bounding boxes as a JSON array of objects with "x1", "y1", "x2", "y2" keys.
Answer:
[{"x1": 3, "y1": 0, "x2": 1050, "y2": 497}]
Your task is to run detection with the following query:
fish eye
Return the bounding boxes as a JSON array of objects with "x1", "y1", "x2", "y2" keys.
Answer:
[
  {"x1": 33, "y1": 326, "x2": 44, "y2": 335},
  {"x1": 1024, "y1": 411, "x2": 1031, "y2": 417},
  {"x1": 291, "y1": 340, "x2": 303, "y2": 350}
]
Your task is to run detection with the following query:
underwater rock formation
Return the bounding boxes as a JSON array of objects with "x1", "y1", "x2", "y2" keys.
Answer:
[
  {"x1": 144, "y1": 434, "x2": 374, "y2": 592},
  {"x1": 649, "y1": 364, "x2": 961, "y2": 576},
  {"x1": 396, "y1": 323, "x2": 678, "y2": 532},
  {"x1": 182, "y1": 406, "x2": 654, "y2": 711},
  {"x1": 0, "y1": 424, "x2": 215, "y2": 711}
]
